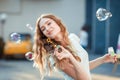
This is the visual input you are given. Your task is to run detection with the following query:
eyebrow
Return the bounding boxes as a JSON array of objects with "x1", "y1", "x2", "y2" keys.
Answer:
[{"x1": 40, "y1": 19, "x2": 50, "y2": 29}]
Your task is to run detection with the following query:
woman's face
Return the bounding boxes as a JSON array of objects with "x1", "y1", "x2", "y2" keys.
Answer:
[{"x1": 39, "y1": 18, "x2": 61, "y2": 39}]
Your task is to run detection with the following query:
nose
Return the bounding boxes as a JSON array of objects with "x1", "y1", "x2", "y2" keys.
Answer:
[{"x1": 46, "y1": 27, "x2": 50, "y2": 32}]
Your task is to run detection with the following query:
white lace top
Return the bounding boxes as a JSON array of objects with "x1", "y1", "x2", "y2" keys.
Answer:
[{"x1": 49, "y1": 33, "x2": 91, "y2": 80}]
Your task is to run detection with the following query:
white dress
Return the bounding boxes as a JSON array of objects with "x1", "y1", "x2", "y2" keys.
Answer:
[{"x1": 49, "y1": 33, "x2": 91, "y2": 80}]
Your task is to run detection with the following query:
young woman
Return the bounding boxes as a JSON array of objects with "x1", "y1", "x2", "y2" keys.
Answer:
[{"x1": 33, "y1": 13, "x2": 117, "y2": 80}]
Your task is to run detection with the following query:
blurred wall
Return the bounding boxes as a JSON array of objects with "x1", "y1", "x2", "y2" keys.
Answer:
[{"x1": 0, "y1": 0, "x2": 85, "y2": 41}]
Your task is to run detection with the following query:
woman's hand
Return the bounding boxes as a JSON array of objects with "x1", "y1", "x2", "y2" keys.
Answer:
[
  {"x1": 54, "y1": 46, "x2": 73, "y2": 60},
  {"x1": 101, "y1": 54, "x2": 117, "y2": 63}
]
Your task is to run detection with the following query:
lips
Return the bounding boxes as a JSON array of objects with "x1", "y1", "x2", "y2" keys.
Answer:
[
  {"x1": 47, "y1": 30, "x2": 53, "y2": 35},
  {"x1": 47, "y1": 32, "x2": 52, "y2": 35}
]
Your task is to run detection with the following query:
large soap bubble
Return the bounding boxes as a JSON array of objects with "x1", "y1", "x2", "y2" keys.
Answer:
[
  {"x1": 10, "y1": 32, "x2": 21, "y2": 43},
  {"x1": 96, "y1": 8, "x2": 112, "y2": 21},
  {"x1": 25, "y1": 51, "x2": 34, "y2": 61}
]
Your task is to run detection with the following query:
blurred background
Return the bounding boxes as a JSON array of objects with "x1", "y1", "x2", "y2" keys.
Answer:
[{"x1": 0, "y1": 0, "x2": 120, "y2": 80}]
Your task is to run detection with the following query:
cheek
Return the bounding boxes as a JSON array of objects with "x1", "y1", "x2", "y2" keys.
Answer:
[
  {"x1": 53, "y1": 24, "x2": 61, "y2": 31},
  {"x1": 56, "y1": 27, "x2": 61, "y2": 32},
  {"x1": 57, "y1": 28, "x2": 61, "y2": 32},
  {"x1": 42, "y1": 31, "x2": 47, "y2": 36},
  {"x1": 53, "y1": 23, "x2": 60, "y2": 29}
]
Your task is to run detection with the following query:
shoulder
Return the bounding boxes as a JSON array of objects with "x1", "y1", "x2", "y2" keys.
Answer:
[{"x1": 69, "y1": 33, "x2": 80, "y2": 42}]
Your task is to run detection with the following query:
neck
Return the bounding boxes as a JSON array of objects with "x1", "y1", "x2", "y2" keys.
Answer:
[
  {"x1": 54, "y1": 33, "x2": 66, "y2": 46},
  {"x1": 54, "y1": 33, "x2": 63, "y2": 42}
]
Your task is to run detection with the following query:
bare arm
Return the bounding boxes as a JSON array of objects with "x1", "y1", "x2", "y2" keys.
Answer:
[
  {"x1": 54, "y1": 46, "x2": 91, "y2": 80},
  {"x1": 69, "y1": 55, "x2": 91, "y2": 80},
  {"x1": 89, "y1": 54, "x2": 117, "y2": 70},
  {"x1": 89, "y1": 56, "x2": 104, "y2": 70}
]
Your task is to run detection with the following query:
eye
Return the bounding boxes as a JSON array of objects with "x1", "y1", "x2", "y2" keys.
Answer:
[
  {"x1": 41, "y1": 27, "x2": 46, "y2": 31},
  {"x1": 47, "y1": 22, "x2": 51, "y2": 26}
]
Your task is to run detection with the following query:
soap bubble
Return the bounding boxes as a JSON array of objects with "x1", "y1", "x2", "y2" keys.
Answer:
[
  {"x1": 96, "y1": 8, "x2": 112, "y2": 21},
  {"x1": 25, "y1": 51, "x2": 34, "y2": 61},
  {"x1": 26, "y1": 24, "x2": 34, "y2": 31},
  {"x1": 10, "y1": 32, "x2": 21, "y2": 43}
]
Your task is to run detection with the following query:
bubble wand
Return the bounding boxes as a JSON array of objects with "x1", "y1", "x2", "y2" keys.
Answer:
[
  {"x1": 108, "y1": 47, "x2": 115, "y2": 56},
  {"x1": 46, "y1": 38, "x2": 62, "y2": 53}
]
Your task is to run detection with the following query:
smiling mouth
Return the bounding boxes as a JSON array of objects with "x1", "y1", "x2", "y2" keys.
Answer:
[{"x1": 47, "y1": 31, "x2": 52, "y2": 35}]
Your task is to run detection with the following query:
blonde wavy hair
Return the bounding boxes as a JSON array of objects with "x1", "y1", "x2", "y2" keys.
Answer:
[{"x1": 33, "y1": 13, "x2": 81, "y2": 78}]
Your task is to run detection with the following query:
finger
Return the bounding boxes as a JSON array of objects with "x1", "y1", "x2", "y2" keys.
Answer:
[
  {"x1": 58, "y1": 56, "x2": 62, "y2": 60},
  {"x1": 54, "y1": 49, "x2": 59, "y2": 56},
  {"x1": 114, "y1": 57, "x2": 118, "y2": 62},
  {"x1": 56, "y1": 45, "x2": 61, "y2": 49},
  {"x1": 108, "y1": 54, "x2": 111, "y2": 56},
  {"x1": 109, "y1": 54, "x2": 115, "y2": 58},
  {"x1": 115, "y1": 59, "x2": 117, "y2": 63},
  {"x1": 113, "y1": 54, "x2": 117, "y2": 57},
  {"x1": 58, "y1": 55, "x2": 64, "y2": 60},
  {"x1": 114, "y1": 56, "x2": 117, "y2": 59},
  {"x1": 58, "y1": 45, "x2": 65, "y2": 50},
  {"x1": 112, "y1": 57, "x2": 118, "y2": 63},
  {"x1": 56, "y1": 45, "x2": 63, "y2": 53},
  {"x1": 57, "y1": 55, "x2": 63, "y2": 60},
  {"x1": 105, "y1": 54, "x2": 111, "y2": 58},
  {"x1": 111, "y1": 59, "x2": 115, "y2": 63},
  {"x1": 113, "y1": 57, "x2": 116, "y2": 62},
  {"x1": 53, "y1": 49, "x2": 57, "y2": 55},
  {"x1": 55, "y1": 52, "x2": 61, "y2": 57}
]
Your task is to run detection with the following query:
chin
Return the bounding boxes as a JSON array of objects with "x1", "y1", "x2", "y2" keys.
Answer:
[
  {"x1": 48, "y1": 33, "x2": 58, "y2": 39},
  {"x1": 48, "y1": 35, "x2": 54, "y2": 39}
]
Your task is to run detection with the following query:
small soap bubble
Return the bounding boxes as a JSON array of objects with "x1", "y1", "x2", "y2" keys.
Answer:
[
  {"x1": 10, "y1": 32, "x2": 21, "y2": 43},
  {"x1": 96, "y1": 8, "x2": 112, "y2": 21},
  {"x1": 25, "y1": 51, "x2": 34, "y2": 61},
  {"x1": 26, "y1": 24, "x2": 34, "y2": 31}
]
